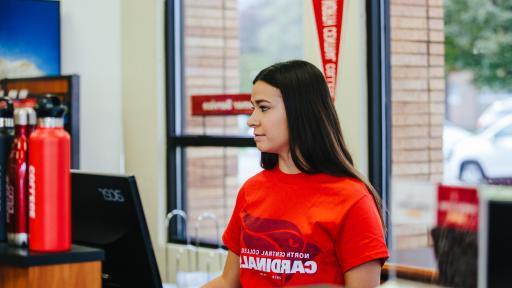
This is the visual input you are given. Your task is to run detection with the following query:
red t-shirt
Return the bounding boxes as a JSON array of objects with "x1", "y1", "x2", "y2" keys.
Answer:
[{"x1": 222, "y1": 167, "x2": 388, "y2": 287}]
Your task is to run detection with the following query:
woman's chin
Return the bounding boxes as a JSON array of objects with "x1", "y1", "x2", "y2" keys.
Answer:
[
  {"x1": 255, "y1": 144, "x2": 272, "y2": 153},
  {"x1": 255, "y1": 145, "x2": 267, "y2": 152}
]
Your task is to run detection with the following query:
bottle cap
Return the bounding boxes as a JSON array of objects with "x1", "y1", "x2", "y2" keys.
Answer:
[
  {"x1": 0, "y1": 97, "x2": 14, "y2": 118},
  {"x1": 35, "y1": 94, "x2": 67, "y2": 118}
]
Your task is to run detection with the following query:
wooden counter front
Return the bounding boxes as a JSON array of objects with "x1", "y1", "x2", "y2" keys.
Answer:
[{"x1": 0, "y1": 244, "x2": 104, "y2": 288}]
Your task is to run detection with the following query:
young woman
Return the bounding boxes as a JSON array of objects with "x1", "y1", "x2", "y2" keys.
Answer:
[{"x1": 204, "y1": 60, "x2": 388, "y2": 287}]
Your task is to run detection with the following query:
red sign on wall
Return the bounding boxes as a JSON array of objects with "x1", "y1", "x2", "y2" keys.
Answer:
[
  {"x1": 191, "y1": 94, "x2": 252, "y2": 116},
  {"x1": 312, "y1": 0, "x2": 343, "y2": 100},
  {"x1": 437, "y1": 185, "x2": 479, "y2": 232}
]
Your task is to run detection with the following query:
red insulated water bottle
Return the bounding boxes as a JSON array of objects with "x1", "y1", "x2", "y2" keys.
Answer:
[
  {"x1": 6, "y1": 108, "x2": 34, "y2": 246},
  {"x1": 28, "y1": 95, "x2": 71, "y2": 252}
]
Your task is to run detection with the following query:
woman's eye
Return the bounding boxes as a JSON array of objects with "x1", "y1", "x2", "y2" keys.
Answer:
[{"x1": 260, "y1": 106, "x2": 269, "y2": 112}]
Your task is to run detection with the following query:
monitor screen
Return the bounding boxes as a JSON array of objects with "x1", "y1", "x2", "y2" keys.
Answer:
[
  {"x1": 71, "y1": 171, "x2": 162, "y2": 288},
  {"x1": 482, "y1": 200, "x2": 512, "y2": 288}
]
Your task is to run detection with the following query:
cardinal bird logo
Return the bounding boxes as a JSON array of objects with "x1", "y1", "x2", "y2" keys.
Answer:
[{"x1": 240, "y1": 212, "x2": 321, "y2": 285}]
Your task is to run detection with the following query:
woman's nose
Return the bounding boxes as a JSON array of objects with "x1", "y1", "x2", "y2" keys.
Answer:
[{"x1": 247, "y1": 111, "x2": 258, "y2": 127}]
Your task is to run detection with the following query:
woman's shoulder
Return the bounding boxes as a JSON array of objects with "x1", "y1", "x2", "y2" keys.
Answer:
[
  {"x1": 240, "y1": 169, "x2": 272, "y2": 188},
  {"x1": 325, "y1": 176, "x2": 370, "y2": 201},
  {"x1": 335, "y1": 176, "x2": 367, "y2": 190}
]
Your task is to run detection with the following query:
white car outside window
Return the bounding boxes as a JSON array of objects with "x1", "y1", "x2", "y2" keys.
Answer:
[
  {"x1": 477, "y1": 98, "x2": 512, "y2": 130},
  {"x1": 446, "y1": 115, "x2": 512, "y2": 184}
]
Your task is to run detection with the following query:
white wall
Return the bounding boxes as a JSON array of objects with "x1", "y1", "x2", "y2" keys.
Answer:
[
  {"x1": 304, "y1": 0, "x2": 369, "y2": 176},
  {"x1": 61, "y1": 0, "x2": 167, "y2": 278},
  {"x1": 121, "y1": 0, "x2": 167, "y2": 278},
  {"x1": 60, "y1": 0, "x2": 125, "y2": 173}
]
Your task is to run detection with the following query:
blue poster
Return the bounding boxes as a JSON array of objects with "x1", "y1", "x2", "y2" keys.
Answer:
[{"x1": 0, "y1": 0, "x2": 60, "y2": 78}]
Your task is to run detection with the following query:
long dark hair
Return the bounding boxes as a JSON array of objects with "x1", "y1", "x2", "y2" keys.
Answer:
[{"x1": 253, "y1": 60, "x2": 385, "y2": 228}]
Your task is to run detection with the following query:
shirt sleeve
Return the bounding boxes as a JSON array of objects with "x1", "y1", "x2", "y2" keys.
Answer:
[
  {"x1": 222, "y1": 187, "x2": 246, "y2": 255},
  {"x1": 336, "y1": 194, "x2": 389, "y2": 274}
]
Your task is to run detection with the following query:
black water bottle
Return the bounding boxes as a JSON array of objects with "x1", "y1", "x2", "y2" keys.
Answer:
[{"x1": 0, "y1": 97, "x2": 14, "y2": 242}]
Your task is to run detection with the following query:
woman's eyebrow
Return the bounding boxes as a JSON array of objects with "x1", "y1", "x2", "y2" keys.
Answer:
[{"x1": 251, "y1": 99, "x2": 271, "y2": 105}]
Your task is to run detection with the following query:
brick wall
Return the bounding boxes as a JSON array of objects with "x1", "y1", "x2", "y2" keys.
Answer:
[
  {"x1": 390, "y1": 0, "x2": 445, "y2": 253},
  {"x1": 184, "y1": 0, "x2": 240, "y2": 242},
  {"x1": 390, "y1": 0, "x2": 445, "y2": 183}
]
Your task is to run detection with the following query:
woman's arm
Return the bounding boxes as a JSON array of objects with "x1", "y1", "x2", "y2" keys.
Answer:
[
  {"x1": 202, "y1": 250, "x2": 241, "y2": 288},
  {"x1": 344, "y1": 260, "x2": 382, "y2": 288}
]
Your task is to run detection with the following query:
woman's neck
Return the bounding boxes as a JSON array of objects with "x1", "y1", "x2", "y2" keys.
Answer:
[{"x1": 278, "y1": 152, "x2": 301, "y2": 174}]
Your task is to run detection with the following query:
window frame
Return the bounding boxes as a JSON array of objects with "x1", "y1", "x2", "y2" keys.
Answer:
[
  {"x1": 165, "y1": 0, "x2": 256, "y2": 244},
  {"x1": 366, "y1": 0, "x2": 392, "y2": 241}
]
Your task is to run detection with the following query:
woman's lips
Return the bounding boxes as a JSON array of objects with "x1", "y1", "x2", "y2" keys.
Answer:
[{"x1": 253, "y1": 134, "x2": 265, "y2": 141}]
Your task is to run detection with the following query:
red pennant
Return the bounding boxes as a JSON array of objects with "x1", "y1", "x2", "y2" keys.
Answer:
[{"x1": 312, "y1": 0, "x2": 344, "y2": 101}]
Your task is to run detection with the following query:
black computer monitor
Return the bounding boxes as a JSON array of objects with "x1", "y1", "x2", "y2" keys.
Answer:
[
  {"x1": 71, "y1": 171, "x2": 162, "y2": 288},
  {"x1": 479, "y1": 186, "x2": 512, "y2": 288}
]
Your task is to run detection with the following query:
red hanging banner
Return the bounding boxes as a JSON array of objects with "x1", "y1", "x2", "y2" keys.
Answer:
[{"x1": 312, "y1": 0, "x2": 343, "y2": 100}]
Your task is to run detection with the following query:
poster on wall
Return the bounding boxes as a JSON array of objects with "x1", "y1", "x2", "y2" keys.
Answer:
[{"x1": 0, "y1": 0, "x2": 60, "y2": 79}]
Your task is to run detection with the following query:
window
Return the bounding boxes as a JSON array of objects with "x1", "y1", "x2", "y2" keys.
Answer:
[
  {"x1": 166, "y1": 0, "x2": 305, "y2": 245},
  {"x1": 384, "y1": 0, "x2": 512, "y2": 270}
]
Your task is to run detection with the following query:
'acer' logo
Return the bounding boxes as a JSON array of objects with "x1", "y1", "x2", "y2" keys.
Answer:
[{"x1": 98, "y1": 188, "x2": 125, "y2": 202}]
